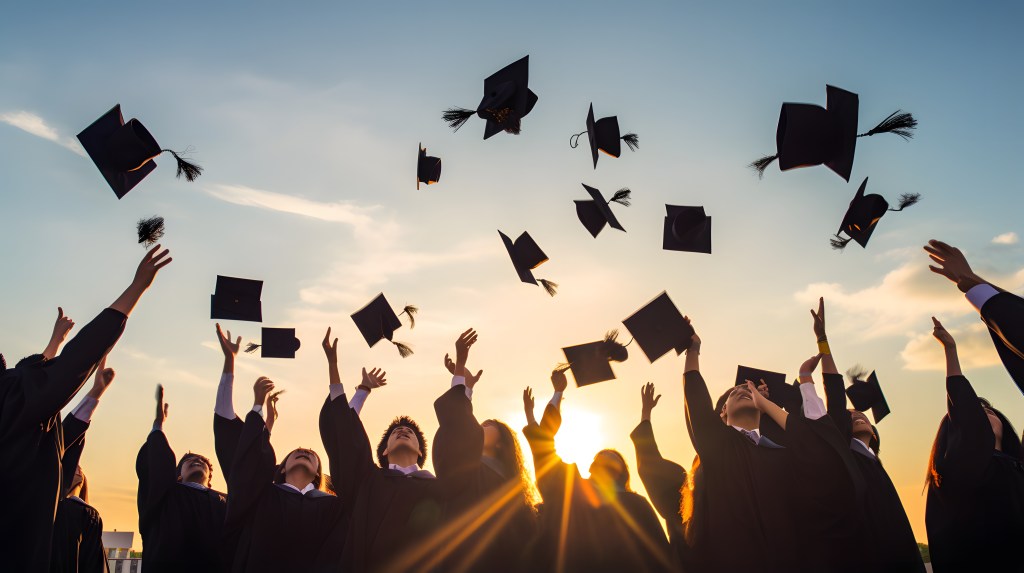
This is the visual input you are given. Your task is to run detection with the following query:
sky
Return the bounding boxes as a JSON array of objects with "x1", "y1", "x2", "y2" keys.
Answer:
[{"x1": 2, "y1": 1, "x2": 1023, "y2": 550}]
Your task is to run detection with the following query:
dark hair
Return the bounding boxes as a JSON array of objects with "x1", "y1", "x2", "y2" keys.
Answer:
[
  {"x1": 73, "y1": 466, "x2": 90, "y2": 504},
  {"x1": 273, "y1": 448, "x2": 325, "y2": 491},
  {"x1": 483, "y1": 419, "x2": 539, "y2": 508},
  {"x1": 16, "y1": 353, "x2": 46, "y2": 369},
  {"x1": 176, "y1": 453, "x2": 214, "y2": 487},
  {"x1": 715, "y1": 387, "x2": 733, "y2": 415},
  {"x1": 377, "y1": 416, "x2": 427, "y2": 468},
  {"x1": 593, "y1": 448, "x2": 631, "y2": 492},
  {"x1": 926, "y1": 397, "x2": 1021, "y2": 489}
]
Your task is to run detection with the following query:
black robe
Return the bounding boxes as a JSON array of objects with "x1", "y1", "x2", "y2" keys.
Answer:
[
  {"x1": 630, "y1": 420, "x2": 688, "y2": 571},
  {"x1": 431, "y1": 385, "x2": 538, "y2": 573},
  {"x1": 0, "y1": 308, "x2": 125, "y2": 571},
  {"x1": 978, "y1": 290, "x2": 1024, "y2": 395},
  {"x1": 51, "y1": 413, "x2": 108, "y2": 573},
  {"x1": 319, "y1": 392, "x2": 456, "y2": 573},
  {"x1": 823, "y1": 373, "x2": 925, "y2": 573},
  {"x1": 224, "y1": 411, "x2": 345, "y2": 573},
  {"x1": 523, "y1": 403, "x2": 674, "y2": 573},
  {"x1": 136, "y1": 429, "x2": 228, "y2": 573},
  {"x1": 925, "y1": 375, "x2": 1024, "y2": 573}
]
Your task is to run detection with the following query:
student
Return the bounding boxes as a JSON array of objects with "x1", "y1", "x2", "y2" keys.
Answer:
[
  {"x1": 137, "y1": 385, "x2": 228, "y2": 573},
  {"x1": 51, "y1": 357, "x2": 116, "y2": 573},
  {"x1": 224, "y1": 376, "x2": 344, "y2": 573},
  {"x1": 431, "y1": 328, "x2": 539, "y2": 573},
  {"x1": 523, "y1": 367, "x2": 674, "y2": 573},
  {"x1": 925, "y1": 317, "x2": 1024, "y2": 572},
  {"x1": 0, "y1": 246, "x2": 171, "y2": 571}
]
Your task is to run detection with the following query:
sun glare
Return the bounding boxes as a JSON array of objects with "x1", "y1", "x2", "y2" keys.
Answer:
[{"x1": 552, "y1": 407, "x2": 605, "y2": 476}]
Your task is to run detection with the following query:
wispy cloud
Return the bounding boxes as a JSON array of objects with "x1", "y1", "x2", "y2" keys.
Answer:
[
  {"x1": 901, "y1": 322, "x2": 1001, "y2": 371},
  {"x1": 0, "y1": 110, "x2": 85, "y2": 156},
  {"x1": 993, "y1": 232, "x2": 1019, "y2": 246}
]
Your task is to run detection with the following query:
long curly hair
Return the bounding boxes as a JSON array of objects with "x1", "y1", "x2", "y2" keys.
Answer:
[
  {"x1": 377, "y1": 416, "x2": 427, "y2": 468},
  {"x1": 484, "y1": 419, "x2": 540, "y2": 509}
]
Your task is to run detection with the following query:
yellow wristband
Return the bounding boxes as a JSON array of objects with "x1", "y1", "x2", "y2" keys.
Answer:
[{"x1": 817, "y1": 340, "x2": 831, "y2": 355}]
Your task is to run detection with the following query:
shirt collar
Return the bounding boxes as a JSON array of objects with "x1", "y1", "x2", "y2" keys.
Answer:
[
  {"x1": 389, "y1": 463, "x2": 420, "y2": 475},
  {"x1": 731, "y1": 425, "x2": 760, "y2": 438},
  {"x1": 281, "y1": 482, "x2": 316, "y2": 495},
  {"x1": 180, "y1": 480, "x2": 209, "y2": 491},
  {"x1": 852, "y1": 438, "x2": 876, "y2": 458}
]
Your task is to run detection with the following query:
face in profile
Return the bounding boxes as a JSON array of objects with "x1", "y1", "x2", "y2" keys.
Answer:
[
  {"x1": 849, "y1": 410, "x2": 875, "y2": 441},
  {"x1": 385, "y1": 425, "x2": 423, "y2": 458},
  {"x1": 721, "y1": 384, "x2": 764, "y2": 422},
  {"x1": 284, "y1": 448, "x2": 321, "y2": 476},
  {"x1": 179, "y1": 454, "x2": 212, "y2": 486},
  {"x1": 482, "y1": 420, "x2": 500, "y2": 451}
]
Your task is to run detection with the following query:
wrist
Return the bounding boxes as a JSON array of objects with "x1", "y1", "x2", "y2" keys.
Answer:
[
  {"x1": 956, "y1": 273, "x2": 983, "y2": 293},
  {"x1": 357, "y1": 384, "x2": 372, "y2": 393}
]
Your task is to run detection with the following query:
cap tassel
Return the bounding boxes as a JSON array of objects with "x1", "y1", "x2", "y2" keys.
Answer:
[
  {"x1": 553, "y1": 362, "x2": 572, "y2": 374},
  {"x1": 749, "y1": 154, "x2": 778, "y2": 179},
  {"x1": 500, "y1": 111, "x2": 522, "y2": 135},
  {"x1": 393, "y1": 341, "x2": 414, "y2": 358},
  {"x1": 137, "y1": 216, "x2": 165, "y2": 248},
  {"x1": 608, "y1": 188, "x2": 632, "y2": 207},
  {"x1": 602, "y1": 329, "x2": 630, "y2": 362},
  {"x1": 829, "y1": 234, "x2": 853, "y2": 251},
  {"x1": 888, "y1": 193, "x2": 921, "y2": 212},
  {"x1": 399, "y1": 305, "x2": 418, "y2": 329},
  {"x1": 569, "y1": 131, "x2": 587, "y2": 148},
  {"x1": 160, "y1": 149, "x2": 203, "y2": 182},
  {"x1": 244, "y1": 343, "x2": 261, "y2": 354},
  {"x1": 846, "y1": 366, "x2": 869, "y2": 386},
  {"x1": 621, "y1": 133, "x2": 639, "y2": 152},
  {"x1": 443, "y1": 108, "x2": 476, "y2": 132},
  {"x1": 539, "y1": 279, "x2": 558, "y2": 297},
  {"x1": 858, "y1": 110, "x2": 918, "y2": 140}
]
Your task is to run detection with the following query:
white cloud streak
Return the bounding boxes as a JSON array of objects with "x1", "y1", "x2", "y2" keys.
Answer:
[
  {"x1": 993, "y1": 232, "x2": 1019, "y2": 246},
  {"x1": 0, "y1": 110, "x2": 86, "y2": 156}
]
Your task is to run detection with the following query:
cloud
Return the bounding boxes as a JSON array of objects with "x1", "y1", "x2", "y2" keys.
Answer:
[
  {"x1": 901, "y1": 321, "x2": 1001, "y2": 371},
  {"x1": 0, "y1": 110, "x2": 85, "y2": 156},
  {"x1": 993, "y1": 232, "x2": 1019, "y2": 246}
]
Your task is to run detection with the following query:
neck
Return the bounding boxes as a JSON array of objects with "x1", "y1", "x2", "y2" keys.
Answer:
[
  {"x1": 483, "y1": 444, "x2": 499, "y2": 458},
  {"x1": 994, "y1": 438, "x2": 1003, "y2": 452},
  {"x1": 387, "y1": 450, "x2": 419, "y2": 469},
  {"x1": 726, "y1": 410, "x2": 760, "y2": 431},
  {"x1": 285, "y1": 469, "x2": 314, "y2": 490},
  {"x1": 853, "y1": 431, "x2": 874, "y2": 446}
]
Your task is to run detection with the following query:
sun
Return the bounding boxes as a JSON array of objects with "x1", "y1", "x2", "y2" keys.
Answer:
[{"x1": 551, "y1": 407, "x2": 605, "y2": 476}]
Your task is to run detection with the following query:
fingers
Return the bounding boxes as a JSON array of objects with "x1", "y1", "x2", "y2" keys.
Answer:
[
  {"x1": 156, "y1": 384, "x2": 164, "y2": 402},
  {"x1": 473, "y1": 369, "x2": 483, "y2": 381},
  {"x1": 234, "y1": 335, "x2": 241, "y2": 347},
  {"x1": 654, "y1": 394, "x2": 662, "y2": 407},
  {"x1": 323, "y1": 327, "x2": 332, "y2": 345},
  {"x1": 163, "y1": 404, "x2": 169, "y2": 417},
  {"x1": 932, "y1": 316, "x2": 942, "y2": 328},
  {"x1": 57, "y1": 306, "x2": 64, "y2": 320},
  {"x1": 216, "y1": 322, "x2": 224, "y2": 339},
  {"x1": 104, "y1": 369, "x2": 116, "y2": 385}
]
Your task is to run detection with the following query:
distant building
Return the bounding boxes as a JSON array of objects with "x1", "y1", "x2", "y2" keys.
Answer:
[{"x1": 102, "y1": 531, "x2": 141, "y2": 573}]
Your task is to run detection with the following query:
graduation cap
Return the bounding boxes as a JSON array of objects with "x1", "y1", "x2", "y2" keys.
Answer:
[
  {"x1": 245, "y1": 328, "x2": 301, "y2": 359},
  {"x1": 569, "y1": 103, "x2": 639, "y2": 168},
  {"x1": 663, "y1": 205, "x2": 711, "y2": 254},
  {"x1": 830, "y1": 177, "x2": 920, "y2": 250},
  {"x1": 77, "y1": 104, "x2": 203, "y2": 199},
  {"x1": 575, "y1": 184, "x2": 630, "y2": 238},
  {"x1": 137, "y1": 216, "x2": 165, "y2": 248},
  {"x1": 442, "y1": 55, "x2": 539, "y2": 139},
  {"x1": 561, "y1": 330, "x2": 630, "y2": 387},
  {"x1": 417, "y1": 143, "x2": 441, "y2": 190},
  {"x1": 622, "y1": 292, "x2": 694, "y2": 363},
  {"x1": 498, "y1": 230, "x2": 558, "y2": 296},
  {"x1": 750, "y1": 85, "x2": 917, "y2": 181},
  {"x1": 210, "y1": 276, "x2": 263, "y2": 323},
  {"x1": 734, "y1": 366, "x2": 802, "y2": 412},
  {"x1": 846, "y1": 370, "x2": 890, "y2": 423},
  {"x1": 350, "y1": 293, "x2": 417, "y2": 358}
]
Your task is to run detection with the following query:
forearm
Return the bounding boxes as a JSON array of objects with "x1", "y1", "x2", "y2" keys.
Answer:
[
  {"x1": 684, "y1": 344, "x2": 700, "y2": 373},
  {"x1": 759, "y1": 400, "x2": 789, "y2": 430},
  {"x1": 42, "y1": 338, "x2": 63, "y2": 360},
  {"x1": 108, "y1": 281, "x2": 147, "y2": 318},
  {"x1": 945, "y1": 346, "x2": 962, "y2": 378},
  {"x1": 821, "y1": 353, "x2": 838, "y2": 375},
  {"x1": 327, "y1": 359, "x2": 342, "y2": 387}
]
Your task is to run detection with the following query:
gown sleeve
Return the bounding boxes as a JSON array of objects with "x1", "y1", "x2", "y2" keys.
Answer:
[
  {"x1": 683, "y1": 371, "x2": 735, "y2": 459},
  {"x1": 630, "y1": 420, "x2": 687, "y2": 525},
  {"x1": 135, "y1": 429, "x2": 178, "y2": 533},
  {"x1": 938, "y1": 375, "x2": 995, "y2": 490},
  {"x1": 319, "y1": 392, "x2": 375, "y2": 502},
  {"x1": 225, "y1": 411, "x2": 277, "y2": 525},
  {"x1": 823, "y1": 373, "x2": 853, "y2": 443}
]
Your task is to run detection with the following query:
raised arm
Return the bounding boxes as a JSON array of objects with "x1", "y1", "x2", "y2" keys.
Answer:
[
  {"x1": 225, "y1": 378, "x2": 277, "y2": 524},
  {"x1": 213, "y1": 323, "x2": 245, "y2": 484},
  {"x1": 523, "y1": 369, "x2": 575, "y2": 494},
  {"x1": 631, "y1": 382, "x2": 687, "y2": 524},
  {"x1": 681, "y1": 318, "x2": 734, "y2": 456},
  {"x1": 434, "y1": 329, "x2": 486, "y2": 480},
  {"x1": 42, "y1": 307, "x2": 75, "y2": 360},
  {"x1": 61, "y1": 358, "x2": 115, "y2": 494},
  {"x1": 136, "y1": 385, "x2": 177, "y2": 533}
]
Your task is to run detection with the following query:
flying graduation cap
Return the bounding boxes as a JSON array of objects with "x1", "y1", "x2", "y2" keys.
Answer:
[
  {"x1": 575, "y1": 184, "x2": 631, "y2": 238},
  {"x1": 749, "y1": 85, "x2": 917, "y2": 182},
  {"x1": 210, "y1": 275, "x2": 263, "y2": 323},
  {"x1": 77, "y1": 104, "x2": 203, "y2": 199},
  {"x1": 560, "y1": 330, "x2": 631, "y2": 387},
  {"x1": 443, "y1": 56, "x2": 539, "y2": 139},
  {"x1": 622, "y1": 291, "x2": 694, "y2": 363},
  {"x1": 137, "y1": 216, "x2": 166, "y2": 248},
  {"x1": 498, "y1": 231, "x2": 558, "y2": 296},
  {"x1": 663, "y1": 205, "x2": 711, "y2": 254},
  {"x1": 245, "y1": 328, "x2": 301, "y2": 359},
  {"x1": 846, "y1": 369, "x2": 890, "y2": 423},
  {"x1": 569, "y1": 103, "x2": 639, "y2": 168},
  {"x1": 350, "y1": 293, "x2": 418, "y2": 358},
  {"x1": 417, "y1": 143, "x2": 441, "y2": 190},
  {"x1": 830, "y1": 177, "x2": 920, "y2": 250}
]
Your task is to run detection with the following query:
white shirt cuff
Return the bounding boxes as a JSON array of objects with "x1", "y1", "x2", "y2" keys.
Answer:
[
  {"x1": 252, "y1": 404, "x2": 264, "y2": 416},
  {"x1": 214, "y1": 372, "x2": 235, "y2": 419},
  {"x1": 799, "y1": 382, "x2": 827, "y2": 420},
  {"x1": 549, "y1": 391, "x2": 563, "y2": 409},
  {"x1": 349, "y1": 388, "x2": 369, "y2": 414},
  {"x1": 71, "y1": 395, "x2": 99, "y2": 423},
  {"x1": 966, "y1": 283, "x2": 1000, "y2": 313},
  {"x1": 451, "y1": 375, "x2": 472, "y2": 400},
  {"x1": 329, "y1": 384, "x2": 346, "y2": 401}
]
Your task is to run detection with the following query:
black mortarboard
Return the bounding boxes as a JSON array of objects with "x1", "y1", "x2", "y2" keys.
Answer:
[
  {"x1": 350, "y1": 293, "x2": 417, "y2": 357},
  {"x1": 443, "y1": 56, "x2": 538, "y2": 139},
  {"x1": 569, "y1": 104, "x2": 639, "y2": 168},
  {"x1": 498, "y1": 230, "x2": 558, "y2": 296},
  {"x1": 210, "y1": 276, "x2": 263, "y2": 322},
  {"x1": 417, "y1": 143, "x2": 441, "y2": 190},
  {"x1": 663, "y1": 205, "x2": 711, "y2": 254},
  {"x1": 245, "y1": 328, "x2": 301, "y2": 359},
  {"x1": 622, "y1": 292, "x2": 694, "y2": 363},
  {"x1": 734, "y1": 366, "x2": 802, "y2": 412},
  {"x1": 574, "y1": 184, "x2": 629, "y2": 238},
  {"x1": 750, "y1": 85, "x2": 917, "y2": 181},
  {"x1": 77, "y1": 104, "x2": 203, "y2": 199},
  {"x1": 846, "y1": 371, "x2": 890, "y2": 423},
  {"x1": 561, "y1": 330, "x2": 630, "y2": 387},
  {"x1": 830, "y1": 177, "x2": 920, "y2": 250}
]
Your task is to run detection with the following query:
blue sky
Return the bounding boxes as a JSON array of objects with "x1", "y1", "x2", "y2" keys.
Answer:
[{"x1": 2, "y1": 1, "x2": 1023, "y2": 546}]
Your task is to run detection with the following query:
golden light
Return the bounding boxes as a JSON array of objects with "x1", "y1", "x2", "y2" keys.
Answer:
[{"x1": 551, "y1": 407, "x2": 605, "y2": 474}]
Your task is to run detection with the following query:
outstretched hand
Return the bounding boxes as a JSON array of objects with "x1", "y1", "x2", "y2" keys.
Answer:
[
  {"x1": 444, "y1": 354, "x2": 483, "y2": 388},
  {"x1": 216, "y1": 323, "x2": 241, "y2": 357},
  {"x1": 684, "y1": 315, "x2": 701, "y2": 352},
  {"x1": 799, "y1": 354, "x2": 823, "y2": 376},
  {"x1": 253, "y1": 376, "x2": 275, "y2": 407},
  {"x1": 133, "y1": 245, "x2": 173, "y2": 290},
  {"x1": 155, "y1": 385, "x2": 168, "y2": 427},
  {"x1": 640, "y1": 382, "x2": 661, "y2": 422},
  {"x1": 551, "y1": 368, "x2": 568, "y2": 393},
  {"x1": 811, "y1": 297, "x2": 827, "y2": 341},
  {"x1": 322, "y1": 328, "x2": 339, "y2": 364},
  {"x1": 745, "y1": 380, "x2": 771, "y2": 412},
  {"x1": 88, "y1": 354, "x2": 116, "y2": 399},
  {"x1": 931, "y1": 317, "x2": 956, "y2": 348},
  {"x1": 523, "y1": 387, "x2": 537, "y2": 426},
  {"x1": 361, "y1": 367, "x2": 388, "y2": 390},
  {"x1": 267, "y1": 390, "x2": 284, "y2": 432},
  {"x1": 924, "y1": 240, "x2": 981, "y2": 293},
  {"x1": 454, "y1": 328, "x2": 478, "y2": 372},
  {"x1": 51, "y1": 306, "x2": 75, "y2": 345}
]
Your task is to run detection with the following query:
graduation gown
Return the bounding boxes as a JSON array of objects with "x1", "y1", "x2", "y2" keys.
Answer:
[
  {"x1": 224, "y1": 411, "x2": 345, "y2": 573},
  {"x1": 319, "y1": 391, "x2": 456, "y2": 573},
  {"x1": 136, "y1": 429, "x2": 228, "y2": 573},
  {"x1": 630, "y1": 420, "x2": 688, "y2": 571},
  {"x1": 51, "y1": 413, "x2": 108, "y2": 573},
  {"x1": 431, "y1": 385, "x2": 538, "y2": 573},
  {"x1": 977, "y1": 290, "x2": 1024, "y2": 395},
  {"x1": 523, "y1": 404, "x2": 674, "y2": 573},
  {"x1": 925, "y1": 375, "x2": 1024, "y2": 573},
  {"x1": 0, "y1": 308, "x2": 125, "y2": 572},
  {"x1": 682, "y1": 370, "x2": 801, "y2": 573}
]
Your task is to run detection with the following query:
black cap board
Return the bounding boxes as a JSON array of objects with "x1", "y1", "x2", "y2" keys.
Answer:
[
  {"x1": 77, "y1": 104, "x2": 202, "y2": 199},
  {"x1": 574, "y1": 184, "x2": 629, "y2": 238},
  {"x1": 622, "y1": 291, "x2": 694, "y2": 363},
  {"x1": 831, "y1": 177, "x2": 920, "y2": 250},
  {"x1": 245, "y1": 328, "x2": 301, "y2": 359},
  {"x1": 570, "y1": 104, "x2": 639, "y2": 168},
  {"x1": 663, "y1": 205, "x2": 711, "y2": 254},
  {"x1": 350, "y1": 293, "x2": 417, "y2": 357},
  {"x1": 846, "y1": 371, "x2": 890, "y2": 423},
  {"x1": 417, "y1": 143, "x2": 441, "y2": 190},
  {"x1": 734, "y1": 365, "x2": 802, "y2": 412},
  {"x1": 498, "y1": 230, "x2": 557, "y2": 296},
  {"x1": 562, "y1": 342, "x2": 617, "y2": 387},
  {"x1": 210, "y1": 276, "x2": 263, "y2": 322},
  {"x1": 442, "y1": 55, "x2": 539, "y2": 139}
]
